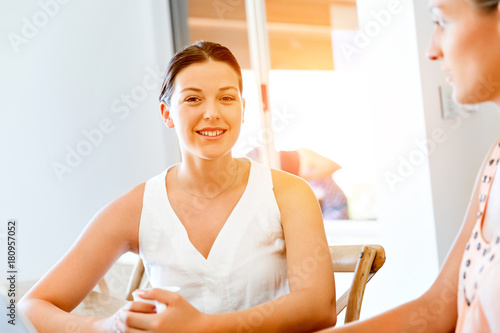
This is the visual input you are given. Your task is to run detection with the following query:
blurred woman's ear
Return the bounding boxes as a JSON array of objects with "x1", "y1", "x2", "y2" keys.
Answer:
[
  {"x1": 241, "y1": 98, "x2": 246, "y2": 124},
  {"x1": 160, "y1": 100, "x2": 175, "y2": 128}
]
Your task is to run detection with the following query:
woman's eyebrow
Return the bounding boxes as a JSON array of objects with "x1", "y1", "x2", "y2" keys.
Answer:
[
  {"x1": 179, "y1": 87, "x2": 202, "y2": 93},
  {"x1": 429, "y1": 0, "x2": 447, "y2": 14},
  {"x1": 429, "y1": 5, "x2": 447, "y2": 19},
  {"x1": 179, "y1": 87, "x2": 238, "y2": 93},
  {"x1": 429, "y1": 6, "x2": 440, "y2": 13},
  {"x1": 219, "y1": 86, "x2": 238, "y2": 92}
]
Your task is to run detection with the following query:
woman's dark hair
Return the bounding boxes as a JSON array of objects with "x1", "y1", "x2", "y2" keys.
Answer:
[
  {"x1": 468, "y1": 0, "x2": 499, "y2": 13},
  {"x1": 159, "y1": 41, "x2": 243, "y2": 106}
]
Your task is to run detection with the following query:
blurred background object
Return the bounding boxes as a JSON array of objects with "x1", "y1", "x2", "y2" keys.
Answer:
[{"x1": 247, "y1": 146, "x2": 349, "y2": 220}]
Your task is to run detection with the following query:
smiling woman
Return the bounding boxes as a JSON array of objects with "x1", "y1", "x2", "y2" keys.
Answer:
[{"x1": 18, "y1": 41, "x2": 336, "y2": 333}]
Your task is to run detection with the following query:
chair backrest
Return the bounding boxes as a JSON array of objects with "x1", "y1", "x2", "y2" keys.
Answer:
[
  {"x1": 330, "y1": 244, "x2": 385, "y2": 323},
  {"x1": 122, "y1": 244, "x2": 385, "y2": 323},
  {"x1": 125, "y1": 257, "x2": 148, "y2": 301}
]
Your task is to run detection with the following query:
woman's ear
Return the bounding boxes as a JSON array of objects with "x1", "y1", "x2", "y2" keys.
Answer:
[
  {"x1": 160, "y1": 100, "x2": 175, "y2": 128},
  {"x1": 241, "y1": 97, "x2": 246, "y2": 124}
]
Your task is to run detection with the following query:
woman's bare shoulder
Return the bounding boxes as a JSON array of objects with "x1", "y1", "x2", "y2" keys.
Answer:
[
  {"x1": 87, "y1": 182, "x2": 147, "y2": 254},
  {"x1": 271, "y1": 168, "x2": 309, "y2": 190},
  {"x1": 110, "y1": 182, "x2": 146, "y2": 212},
  {"x1": 270, "y1": 168, "x2": 317, "y2": 208}
]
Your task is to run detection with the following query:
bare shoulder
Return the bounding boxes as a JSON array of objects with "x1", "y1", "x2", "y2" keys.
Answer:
[
  {"x1": 271, "y1": 168, "x2": 313, "y2": 198},
  {"x1": 105, "y1": 182, "x2": 146, "y2": 216},
  {"x1": 92, "y1": 182, "x2": 146, "y2": 253},
  {"x1": 270, "y1": 169, "x2": 321, "y2": 223}
]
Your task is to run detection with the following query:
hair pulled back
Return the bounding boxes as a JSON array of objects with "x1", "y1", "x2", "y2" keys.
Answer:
[
  {"x1": 469, "y1": 0, "x2": 499, "y2": 13},
  {"x1": 159, "y1": 41, "x2": 242, "y2": 106}
]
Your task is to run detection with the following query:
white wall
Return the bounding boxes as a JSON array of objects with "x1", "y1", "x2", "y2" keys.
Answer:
[
  {"x1": 345, "y1": 0, "x2": 440, "y2": 317},
  {"x1": 0, "y1": 0, "x2": 178, "y2": 282},
  {"x1": 412, "y1": 0, "x2": 500, "y2": 265}
]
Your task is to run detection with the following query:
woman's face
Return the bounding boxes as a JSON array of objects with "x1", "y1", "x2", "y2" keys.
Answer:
[
  {"x1": 161, "y1": 60, "x2": 245, "y2": 160},
  {"x1": 427, "y1": 0, "x2": 500, "y2": 105}
]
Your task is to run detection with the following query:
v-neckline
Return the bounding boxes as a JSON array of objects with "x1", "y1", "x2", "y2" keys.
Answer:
[{"x1": 162, "y1": 159, "x2": 254, "y2": 263}]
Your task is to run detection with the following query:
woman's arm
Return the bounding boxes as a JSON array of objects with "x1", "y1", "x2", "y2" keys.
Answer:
[
  {"x1": 18, "y1": 183, "x2": 146, "y2": 333},
  {"x1": 117, "y1": 171, "x2": 336, "y2": 332},
  {"x1": 317, "y1": 147, "x2": 492, "y2": 333}
]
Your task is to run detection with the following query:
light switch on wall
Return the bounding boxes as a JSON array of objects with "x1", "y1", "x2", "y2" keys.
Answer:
[
  {"x1": 439, "y1": 84, "x2": 479, "y2": 119},
  {"x1": 439, "y1": 84, "x2": 457, "y2": 119}
]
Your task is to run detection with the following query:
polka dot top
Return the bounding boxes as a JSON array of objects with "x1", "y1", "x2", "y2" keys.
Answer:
[{"x1": 456, "y1": 140, "x2": 500, "y2": 333}]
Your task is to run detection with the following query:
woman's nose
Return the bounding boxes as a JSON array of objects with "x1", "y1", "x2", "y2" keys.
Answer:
[
  {"x1": 426, "y1": 31, "x2": 443, "y2": 61},
  {"x1": 203, "y1": 101, "x2": 221, "y2": 120}
]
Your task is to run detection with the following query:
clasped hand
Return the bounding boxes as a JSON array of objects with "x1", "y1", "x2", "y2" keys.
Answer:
[{"x1": 109, "y1": 288, "x2": 208, "y2": 333}]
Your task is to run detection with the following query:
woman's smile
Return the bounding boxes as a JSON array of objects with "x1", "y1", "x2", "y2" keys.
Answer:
[{"x1": 196, "y1": 127, "x2": 228, "y2": 139}]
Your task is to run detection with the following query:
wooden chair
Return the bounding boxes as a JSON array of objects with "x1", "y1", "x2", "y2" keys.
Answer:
[
  {"x1": 331, "y1": 244, "x2": 385, "y2": 323},
  {"x1": 118, "y1": 244, "x2": 385, "y2": 323},
  {"x1": 124, "y1": 258, "x2": 149, "y2": 301}
]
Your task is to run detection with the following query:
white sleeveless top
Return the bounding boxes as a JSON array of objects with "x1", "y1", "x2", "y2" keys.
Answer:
[{"x1": 138, "y1": 159, "x2": 290, "y2": 314}]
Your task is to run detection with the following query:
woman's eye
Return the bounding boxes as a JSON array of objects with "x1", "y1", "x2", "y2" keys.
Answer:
[
  {"x1": 185, "y1": 97, "x2": 201, "y2": 103},
  {"x1": 221, "y1": 96, "x2": 235, "y2": 102},
  {"x1": 432, "y1": 17, "x2": 447, "y2": 28}
]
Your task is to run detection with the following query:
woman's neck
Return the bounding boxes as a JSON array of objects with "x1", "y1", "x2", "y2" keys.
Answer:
[{"x1": 176, "y1": 153, "x2": 239, "y2": 199}]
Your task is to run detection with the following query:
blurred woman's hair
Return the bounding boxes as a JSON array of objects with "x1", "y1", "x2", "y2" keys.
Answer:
[{"x1": 469, "y1": 0, "x2": 499, "y2": 13}]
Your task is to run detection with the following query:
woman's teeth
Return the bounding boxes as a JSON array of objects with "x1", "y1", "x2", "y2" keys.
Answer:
[{"x1": 198, "y1": 130, "x2": 224, "y2": 137}]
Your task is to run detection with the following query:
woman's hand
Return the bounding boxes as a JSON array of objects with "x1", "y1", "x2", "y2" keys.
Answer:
[
  {"x1": 115, "y1": 288, "x2": 210, "y2": 333},
  {"x1": 90, "y1": 301, "x2": 156, "y2": 332}
]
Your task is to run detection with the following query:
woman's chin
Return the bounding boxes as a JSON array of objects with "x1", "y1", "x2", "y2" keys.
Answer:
[
  {"x1": 452, "y1": 84, "x2": 500, "y2": 106},
  {"x1": 452, "y1": 88, "x2": 478, "y2": 106}
]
